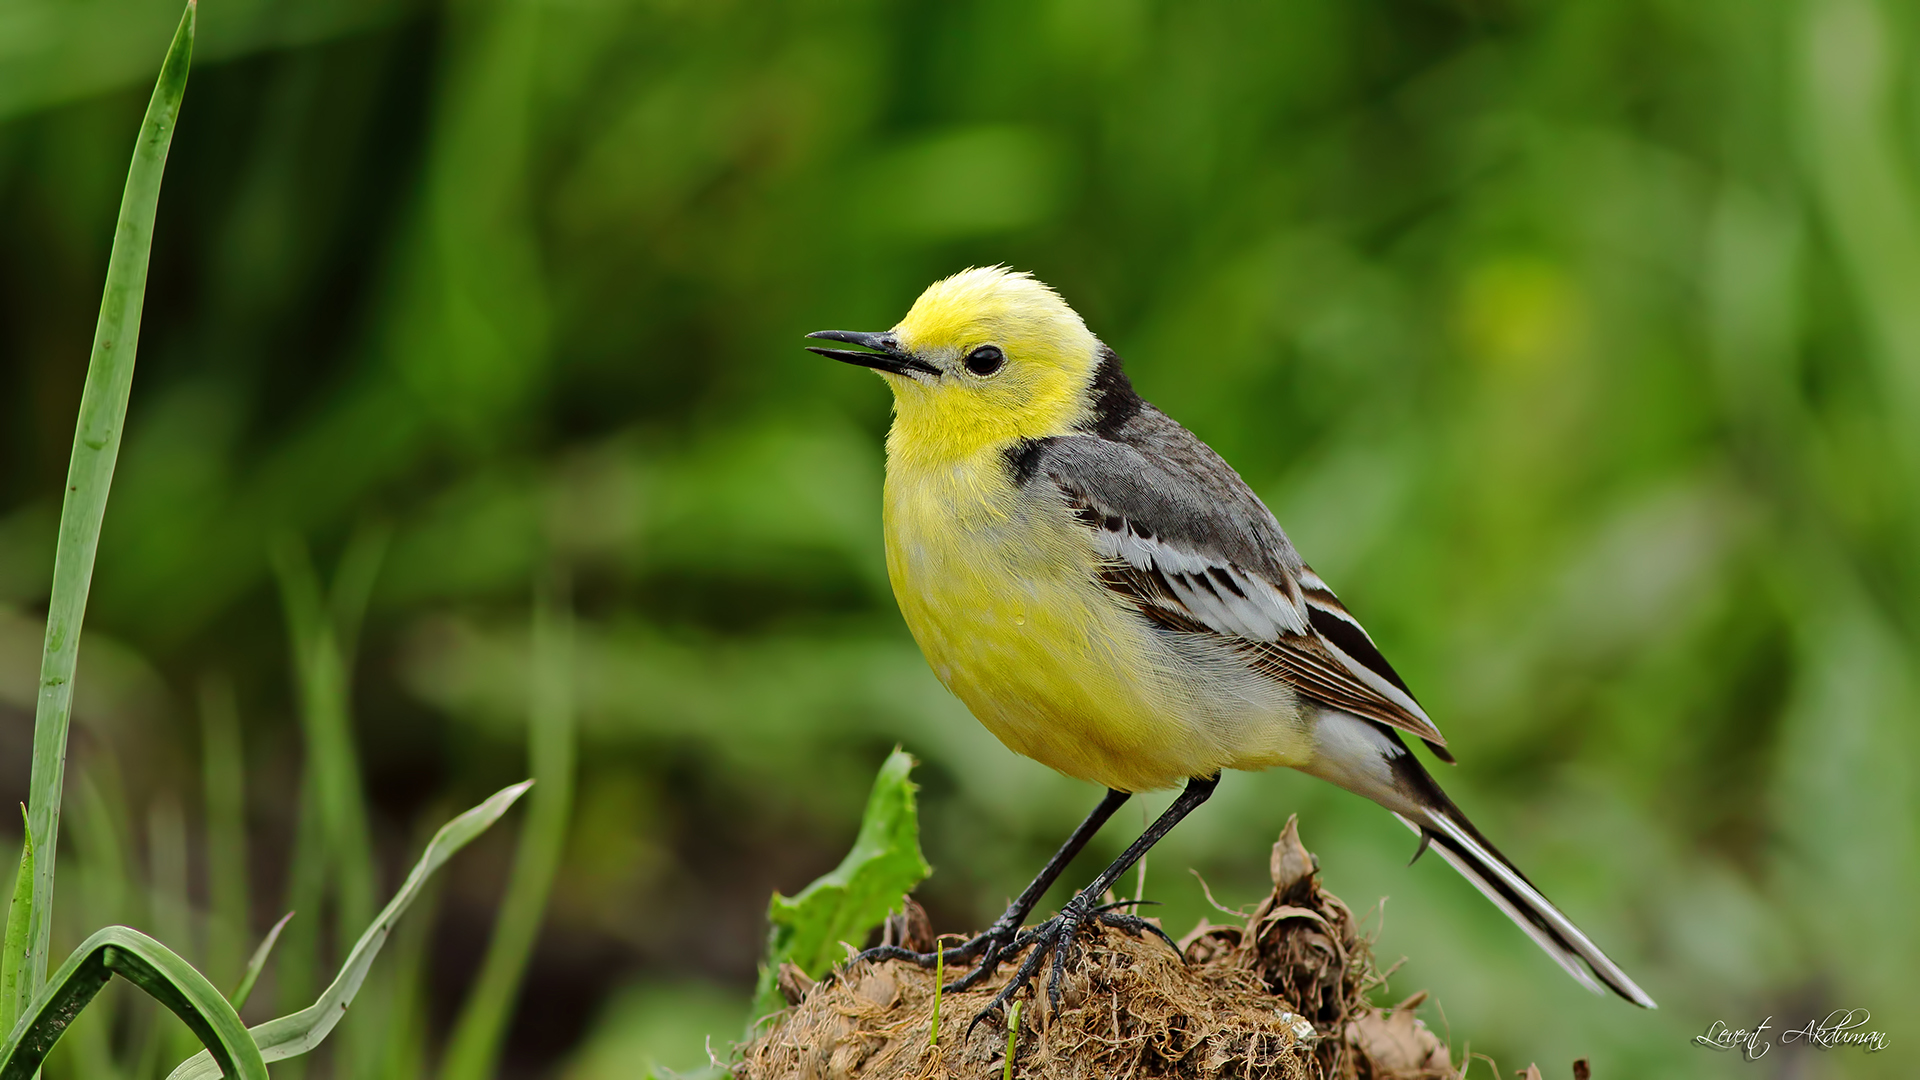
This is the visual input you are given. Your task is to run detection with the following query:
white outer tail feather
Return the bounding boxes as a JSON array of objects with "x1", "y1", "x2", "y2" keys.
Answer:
[{"x1": 1394, "y1": 812, "x2": 1658, "y2": 1009}]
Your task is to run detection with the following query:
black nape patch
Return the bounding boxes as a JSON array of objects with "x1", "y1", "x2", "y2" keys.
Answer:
[
  {"x1": 1004, "y1": 437, "x2": 1054, "y2": 486},
  {"x1": 1084, "y1": 346, "x2": 1145, "y2": 438}
]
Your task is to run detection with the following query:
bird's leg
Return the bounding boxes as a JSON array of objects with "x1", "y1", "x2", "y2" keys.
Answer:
[
  {"x1": 969, "y1": 773, "x2": 1220, "y2": 1036},
  {"x1": 855, "y1": 788, "x2": 1129, "y2": 986}
]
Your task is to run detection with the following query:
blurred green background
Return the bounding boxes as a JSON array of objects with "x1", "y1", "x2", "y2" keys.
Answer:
[{"x1": 4, "y1": 0, "x2": 1919, "y2": 1075}]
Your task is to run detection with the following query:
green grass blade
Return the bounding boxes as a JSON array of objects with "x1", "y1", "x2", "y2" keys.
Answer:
[
  {"x1": 271, "y1": 537, "x2": 378, "y2": 937},
  {"x1": 165, "y1": 781, "x2": 533, "y2": 1080},
  {"x1": 376, "y1": 835, "x2": 444, "y2": 1080},
  {"x1": 0, "y1": 925, "x2": 267, "y2": 1080},
  {"x1": 199, "y1": 675, "x2": 251, "y2": 991},
  {"x1": 0, "y1": 810, "x2": 32, "y2": 1038},
  {"x1": 69, "y1": 764, "x2": 138, "y2": 926},
  {"x1": 269, "y1": 776, "x2": 324, "y2": 1080},
  {"x1": 271, "y1": 535, "x2": 384, "y2": 1077},
  {"x1": 327, "y1": 522, "x2": 391, "y2": 677},
  {"x1": 145, "y1": 798, "x2": 203, "y2": 1069},
  {"x1": 1003, "y1": 1000, "x2": 1021, "y2": 1080},
  {"x1": 229, "y1": 911, "x2": 294, "y2": 1012},
  {"x1": 61, "y1": 760, "x2": 143, "y2": 1077},
  {"x1": 19, "y1": 0, "x2": 195, "y2": 1013},
  {"x1": 750, "y1": 747, "x2": 931, "y2": 1025},
  {"x1": 440, "y1": 583, "x2": 577, "y2": 1080}
]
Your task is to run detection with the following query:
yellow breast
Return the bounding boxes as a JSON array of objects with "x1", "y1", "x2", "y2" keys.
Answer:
[{"x1": 881, "y1": 448, "x2": 1311, "y2": 792}]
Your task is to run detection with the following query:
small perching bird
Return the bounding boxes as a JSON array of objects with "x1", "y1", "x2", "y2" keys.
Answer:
[{"x1": 806, "y1": 267, "x2": 1655, "y2": 1026}]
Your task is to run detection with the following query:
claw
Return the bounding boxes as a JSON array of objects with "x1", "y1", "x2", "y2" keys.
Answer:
[
  {"x1": 966, "y1": 896, "x2": 1097, "y2": 1037},
  {"x1": 1097, "y1": 910, "x2": 1183, "y2": 956},
  {"x1": 968, "y1": 922, "x2": 1059, "y2": 1038}
]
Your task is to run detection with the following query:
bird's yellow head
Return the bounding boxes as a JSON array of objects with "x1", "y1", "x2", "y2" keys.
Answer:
[{"x1": 807, "y1": 267, "x2": 1106, "y2": 468}]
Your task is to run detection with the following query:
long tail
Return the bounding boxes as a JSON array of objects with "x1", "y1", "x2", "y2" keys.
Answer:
[
  {"x1": 1395, "y1": 801, "x2": 1657, "y2": 1008},
  {"x1": 1303, "y1": 711, "x2": 1657, "y2": 1007}
]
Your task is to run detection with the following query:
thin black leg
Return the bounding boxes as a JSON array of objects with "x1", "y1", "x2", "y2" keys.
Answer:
[
  {"x1": 969, "y1": 773, "x2": 1220, "y2": 1034},
  {"x1": 854, "y1": 787, "x2": 1130, "y2": 988},
  {"x1": 997, "y1": 787, "x2": 1133, "y2": 930}
]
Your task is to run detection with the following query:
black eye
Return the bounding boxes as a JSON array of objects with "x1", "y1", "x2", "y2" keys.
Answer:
[{"x1": 964, "y1": 345, "x2": 1005, "y2": 376}]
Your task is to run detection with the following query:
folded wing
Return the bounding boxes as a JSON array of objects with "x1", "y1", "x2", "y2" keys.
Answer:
[{"x1": 1026, "y1": 430, "x2": 1452, "y2": 760}]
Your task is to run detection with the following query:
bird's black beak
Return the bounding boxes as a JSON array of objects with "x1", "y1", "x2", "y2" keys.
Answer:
[{"x1": 805, "y1": 330, "x2": 941, "y2": 378}]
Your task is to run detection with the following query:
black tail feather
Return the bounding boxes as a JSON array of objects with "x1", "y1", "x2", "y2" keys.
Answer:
[{"x1": 1393, "y1": 805, "x2": 1656, "y2": 1008}]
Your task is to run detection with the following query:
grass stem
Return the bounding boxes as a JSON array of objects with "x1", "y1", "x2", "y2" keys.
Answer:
[
  {"x1": 928, "y1": 947, "x2": 941, "y2": 1047},
  {"x1": 0, "y1": 810, "x2": 33, "y2": 1037},
  {"x1": 439, "y1": 577, "x2": 577, "y2": 1080},
  {"x1": 1003, "y1": 1000, "x2": 1021, "y2": 1080}
]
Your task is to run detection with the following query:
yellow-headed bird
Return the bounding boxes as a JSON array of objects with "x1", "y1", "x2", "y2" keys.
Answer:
[{"x1": 806, "y1": 266, "x2": 1655, "y2": 1023}]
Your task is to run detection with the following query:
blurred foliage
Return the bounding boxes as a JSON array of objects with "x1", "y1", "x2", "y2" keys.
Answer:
[{"x1": 3, "y1": 0, "x2": 1919, "y2": 1076}]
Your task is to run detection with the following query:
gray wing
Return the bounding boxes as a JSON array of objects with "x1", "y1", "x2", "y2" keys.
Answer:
[{"x1": 1023, "y1": 416, "x2": 1451, "y2": 759}]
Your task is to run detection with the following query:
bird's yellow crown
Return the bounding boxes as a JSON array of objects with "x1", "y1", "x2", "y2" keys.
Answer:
[{"x1": 883, "y1": 267, "x2": 1104, "y2": 469}]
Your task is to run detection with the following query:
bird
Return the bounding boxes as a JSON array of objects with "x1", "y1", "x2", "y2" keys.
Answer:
[{"x1": 805, "y1": 266, "x2": 1656, "y2": 1026}]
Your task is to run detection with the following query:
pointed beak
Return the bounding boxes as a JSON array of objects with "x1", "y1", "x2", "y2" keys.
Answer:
[{"x1": 805, "y1": 330, "x2": 941, "y2": 378}]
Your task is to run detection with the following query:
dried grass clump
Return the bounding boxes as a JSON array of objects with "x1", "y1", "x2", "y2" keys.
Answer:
[{"x1": 737, "y1": 817, "x2": 1457, "y2": 1080}]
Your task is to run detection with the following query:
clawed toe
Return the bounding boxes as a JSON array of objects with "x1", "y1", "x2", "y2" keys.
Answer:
[
  {"x1": 854, "y1": 895, "x2": 1185, "y2": 1042},
  {"x1": 852, "y1": 918, "x2": 1030, "y2": 994},
  {"x1": 1095, "y1": 909, "x2": 1182, "y2": 955},
  {"x1": 851, "y1": 943, "x2": 942, "y2": 968},
  {"x1": 966, "y1": 914, "x2": 1074, "y2": 1038},
  {"x1": 962, "y1": 898, "x2": 1185, "y2": 1038}
]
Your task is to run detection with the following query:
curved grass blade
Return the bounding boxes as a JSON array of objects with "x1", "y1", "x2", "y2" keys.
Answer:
[
  {"x1": 20, "y1": 0, "x2": 195, "y2": 1012},
  {"x1": 0, "y1": 925, "x2": 266, "y2": 1080},
  {"x1": 165, "y1": 781, "x2": 533, "y2": 1080},
  {"x1": 230, "y1": 911, "x2": 296, "y2": 1011}
]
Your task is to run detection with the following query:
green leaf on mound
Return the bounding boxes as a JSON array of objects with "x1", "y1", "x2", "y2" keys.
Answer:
[{"x1": 750, "y1": 747, "x2": 931, "y2": 1025}]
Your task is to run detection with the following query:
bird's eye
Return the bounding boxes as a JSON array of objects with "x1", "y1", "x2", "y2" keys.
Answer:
[{"x1": 964, "y1": 345, "x2": 1005, "y2": 376}]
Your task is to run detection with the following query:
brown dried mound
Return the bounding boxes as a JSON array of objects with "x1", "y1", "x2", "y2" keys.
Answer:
[{"x1": 737, "y1": 816, "x2": 1457, "y2": 1080}]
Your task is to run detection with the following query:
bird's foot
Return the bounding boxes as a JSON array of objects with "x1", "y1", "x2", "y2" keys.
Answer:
[
  {"x1": 852, "y1": 911, "x2": 1028, "y2": 993},
  {"x1": 965, "y1": 896, "x2": 1181, "y2": 1037}
]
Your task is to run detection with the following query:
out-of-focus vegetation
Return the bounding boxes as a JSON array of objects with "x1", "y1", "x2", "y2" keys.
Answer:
[
  {"x1": 0, "y1": 21, "x2": 550, "y2": 1065},
  {"x1": 3, "y1": 0, "x2": 1918, "y2": 1075}
]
